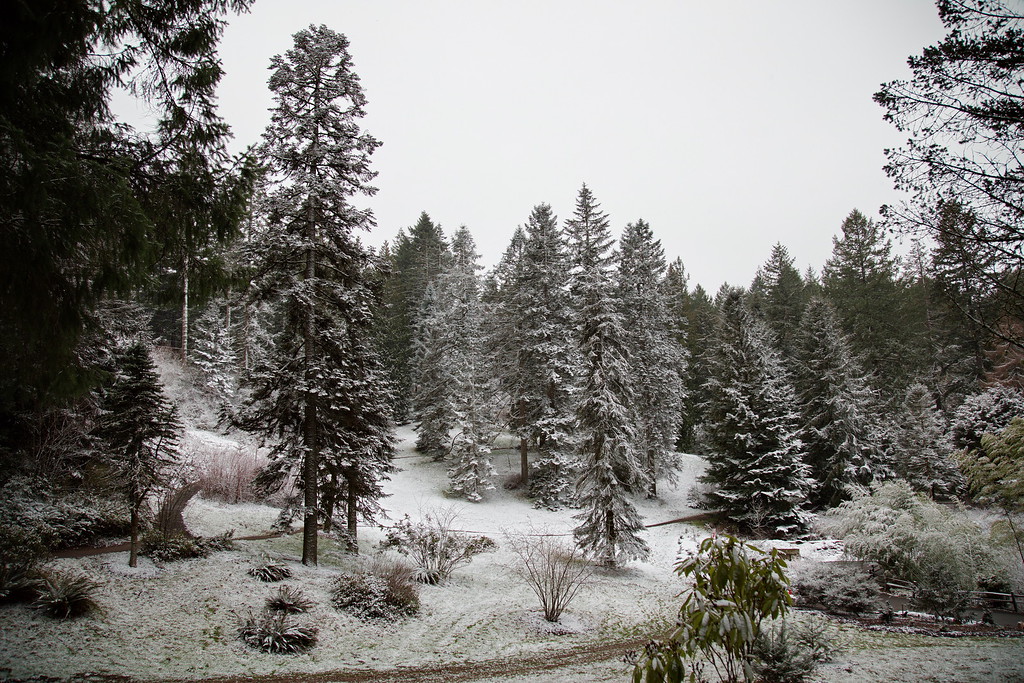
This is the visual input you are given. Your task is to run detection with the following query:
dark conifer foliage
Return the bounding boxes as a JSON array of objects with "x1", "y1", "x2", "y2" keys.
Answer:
[
  {"x1": 823, "y1": 210, "x2": 910, "y2": 393},
  {"x1": 239, "y1": 25, "x2": 392, "y2": 564},
  {"x1": 749, "y1": 243, "x2": 807, "y2": 362},
  {"x1": 379, "y1": 213, "x2": 450, "y2": 418},
  {"x1": 0, "y1": 0, "x2": 254, "y2": 423},
  {"x1": 794, "y1": 297, "x2": 879, "y2": 508},
  {"x1": 96, "y1": 343, "x2": 182, "y2": 567},
  {"x1": 701, "y1": 289, "x2": 809, "y2": 536}
]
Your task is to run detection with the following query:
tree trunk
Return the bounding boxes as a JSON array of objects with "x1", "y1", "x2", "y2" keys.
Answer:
[
  {"x1": 519, "y1": 435, "x2": 529, "y2": 484},
  {"x1": 181, "y1": 257, "x2": 190, "y2": 361},
  {"x1": 345, "y1": 469, "x2": 359, "y2": 554},
  {"x1": 301, "y1": 201, "x2": 319, "y2": 566},
  {"x1": 129, "y1": 502, "x2": 140, "y2": 568}
]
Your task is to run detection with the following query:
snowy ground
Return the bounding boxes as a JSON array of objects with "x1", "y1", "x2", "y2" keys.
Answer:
[{"x1": 2, "y1": 426, "x2": 1023, "y2": 682}]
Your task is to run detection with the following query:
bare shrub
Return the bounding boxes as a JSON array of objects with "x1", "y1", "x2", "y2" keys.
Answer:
[
  {"x1": 505, "y1": 529, "x2": 591, "y2": 623},
  {"x1": 196, "y1": 445, "x2": 265, "y2": 504}
]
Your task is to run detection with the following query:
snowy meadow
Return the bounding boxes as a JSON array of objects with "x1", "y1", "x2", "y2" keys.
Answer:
[{"x1": 2, "y1": 425, "x2": 1023, "y2": 682}]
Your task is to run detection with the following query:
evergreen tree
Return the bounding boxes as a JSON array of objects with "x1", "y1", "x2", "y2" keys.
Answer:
[
  {"x1": 701, "y1": 290, "x2": 810, "y2": 536},
  {"x1": 822, "y1": 210, "x2": 909, "y2": 393},
  {"x1": 96, "y1": 343, "x2": 182, "y2": 567},
  {"x1": 749, "y1": 243, "x2": 806, "y2": 362},
  {"x1": 239, "y1": 25, "x2": 391, "y2": 564},
  {"x1": 566, "y1": 185, "x2": 648, "y2": 565},
  {"x1": 491, "y1": 206, "x2": 579, "y2": 507},
  {"x1": 892, "y1": 383, "x2": 961, "y2": 498},
  {"x1": 440, "y1": 228, "x2": 499, "y2": 499},
  {"x1": 191, "y1": 298, "x2": 239, "y2": 404},
  {"x1": 379, "y1": 213, "x2": 450, "y2": 417},
  {"x1": 484, "y1": 226, "x2": 532, "y2": 481},
  {"x1": 617, "y1": 219, "x2": 685, "y2": 497},
  {"x1": 794, "y1": 297, "x2": 879, "y2": 508},
  {"x1": 0, "y1": 0, "x2": 254, "y2": 445},
  {"x1": 410, "y1": 282, "x2": 455, "y2": 456}
]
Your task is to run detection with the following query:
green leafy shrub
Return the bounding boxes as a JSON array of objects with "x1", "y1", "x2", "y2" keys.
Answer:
[
  {"x1": 266, "y1": 586, "x2": 314, "y2": 614},
  {"x1": 237, "y1": 609, "x2": 317, "y2": 654},
  {"x1": 31, "y1": 569, "x2": 99, "y2": 619},
  {"x1": 249, "y1": 562, "x2": 292, "y2": 582},
  {"x1": 632, "y1": 535, "x2": 792, "y2": 683},
  {"x1": 331, "y1": 560, "x2": 420, "y2": 622},
  {"x1": 789, "y1": 562, "x2": 883, "y2": 614},
  {"x1": 141, "y1": 531, "x2": 234, "y2": 562},
  {"x1": 379, "y1": 509, "x2": 496, "y2": 584},
  {"x1": 752, "y1": 617, "x2": 836, "y2": 683}
]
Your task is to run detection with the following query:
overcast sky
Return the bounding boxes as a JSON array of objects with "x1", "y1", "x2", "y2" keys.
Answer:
[{"x1": 211, "y1": 1, "x2": 948, "y2": 291}]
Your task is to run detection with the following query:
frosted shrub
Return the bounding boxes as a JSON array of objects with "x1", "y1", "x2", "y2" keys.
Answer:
[
  {"x1": 752, "y1": 616, "x2": 836, "y2": 683},
  {"x1": 31, "y1": 569, "x2": 99, "y2": 619},
  {"x1": 789, "y1": 562, "x2": 883, "y2": 614},
  {"x1": 266, "y1": 586, "x2": 314, "y2": 614},
  {"x1": 141, "y1": 530, "x2": 234, "y2": 562},
  {"x1": 237, "y1": 609, "x2": 317, "y2": 654},
  {"x1": 248, "y1": 561, "x2": 292, "y2": 583},
  {"x1": 379, "y1": 508, "x2": 496, "y2": 584},
  {"x1": 331, "y1": 560, "x2": 419, "y2": 622},
  {"x1": 818, "y1": 481, "x2": 1001, "y2": 617},
  {"x1": 505, "y1": 530, "x2": 592, "y2": 623}
]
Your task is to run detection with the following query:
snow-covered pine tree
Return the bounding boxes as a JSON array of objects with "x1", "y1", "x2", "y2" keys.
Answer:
[
  {"x1": 794, "y1": 296, "x2": 879, "y2": 508},
  {"x1": 239, "y1": 25, "x2": 392, "y2": 564},
  {"x1": 701, "y1": 289, "x2": 810, "y2": 536},
  {"x1": 749, "y1": 243, "x2": 807, "y2": 363},
  {"x1": 411, "y1": 282, "x2": 455, "y2": 456},
  {"x1": 379, "y1": 213, "x2": 450, "y2": 418},
  {"x1": 566, "y1": 185, "x2": 648, "y2": 565},
  {"x1": 496, "y1": 205, "x2": 580, "y2": 508},
  {"x1": 617, "y1": 219, "x2": 685, "y2": 498},
  {"x1": 483, "y1": 226, "x2": 531, "y2": 480},
  {"x1": 891, "y1": 382, "x2": 961, "y2": 498},
  {"x1": 823, "y1": 209, "x2": 910, "y2": 393},
  {"x1": 96, "y1": 343, "x2": 182, "y2": 567},
  {"x1": 191, "y1": 298, "x2": 239, "y2": 403},
  {"x1": 442, "y1": 228, "x2": 498, "y2": 500}
]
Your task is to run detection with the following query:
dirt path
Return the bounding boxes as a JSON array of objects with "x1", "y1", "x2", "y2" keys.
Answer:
[{"x1": 154, "y1": 637, "x2": 645, "y2": 683}]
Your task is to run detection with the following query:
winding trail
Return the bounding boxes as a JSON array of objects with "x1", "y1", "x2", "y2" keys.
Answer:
[{"x1": 153, "y1": 637, "x2": 645, "y2": 683}]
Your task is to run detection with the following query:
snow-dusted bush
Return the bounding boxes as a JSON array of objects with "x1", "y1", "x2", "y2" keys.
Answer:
[
  {"x1": 237, "y1": 609, "x2": 317, "y2": 654},
  {"x1": 789, "y1": 562, "x2": 883, "y2": 614},
  {"x1": 379, "y1": 508, "x2": 496, "y2": 584},
  {"x1": 195, "y1": 444, "x2": 266, "y2": 504},
  {"x1": 31, "y1": 569, "x2": 99, "y2": 619},
  {"x1": 0, "y1": 478, "x2": 133, "y2": 551},
  {"x1": 265, "y1": 586, "x2": 314, "y2": 615},
  {"x1": 0, "y1": 562, "x2": 38, "y2": 604},
  {"x1": 331, "y1": 560, "x2": 419, "y2": 622},
  {"x1": 248, "y1": 561, "x2": 292, "y2": 583},
  {"x1": 505, "y1": 530, "x2": 591, "y2": 623},
  {"x1": 949, "y1": 385, "x2": 1024, "y2": 454},
  {"x1": 818, "y1": 481, "x2": 1005, "y2": 617},
  {"x1": 141, "y1": 531, "x2": 233, "y2": 563},
  {"x1": 752, "y1": 616, "x2": 836, "y2": 683}
]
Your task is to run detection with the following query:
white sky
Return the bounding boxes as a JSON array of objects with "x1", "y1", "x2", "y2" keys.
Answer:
[{"x1": 212, "y1": 0, "x2": 947, "y2": 290}]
